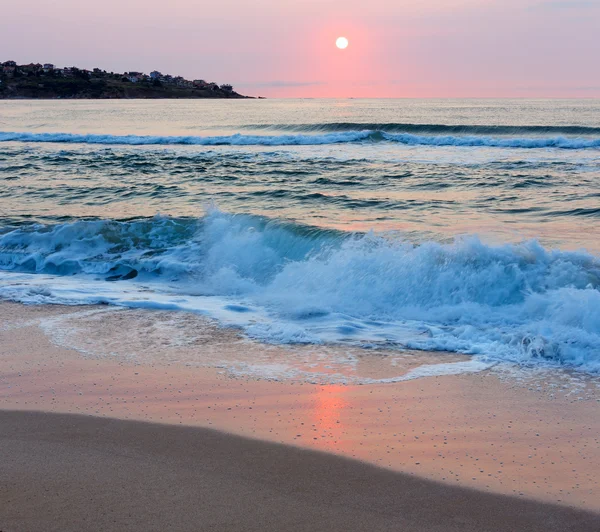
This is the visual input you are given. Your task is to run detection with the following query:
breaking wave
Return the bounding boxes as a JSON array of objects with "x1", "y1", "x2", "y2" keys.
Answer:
[
  {"x1": 1, "y1": 130, "x2": 599, "y2": 149},
  {"x1": 1, "y1": 209, "x2": 599, "y2": 373}
]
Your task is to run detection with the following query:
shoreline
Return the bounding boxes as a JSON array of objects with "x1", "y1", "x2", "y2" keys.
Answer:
[
  {"x1": 1, "y1": 300, "x2": 600, "y2": 526},
  {"x1": 2, "y1": 409, "x2": 598, "y2": 532}
]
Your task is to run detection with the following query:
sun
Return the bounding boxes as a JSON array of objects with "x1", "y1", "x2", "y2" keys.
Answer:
[{"x1": 336, "y1": 37, "x2": 349, "y2": 50}]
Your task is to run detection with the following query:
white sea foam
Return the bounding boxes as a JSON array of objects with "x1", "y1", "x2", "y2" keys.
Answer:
[
  {"x1": 1, "y1": 209, "x2": 599, "y2": 374},
  {"x1": 367, "y1": 359, "x2": 496, "y2": 383}
]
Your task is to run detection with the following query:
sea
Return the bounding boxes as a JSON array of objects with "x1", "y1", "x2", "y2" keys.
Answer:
[{"x1": 1, "y1": 98, "x2": 599, "y2": 379}]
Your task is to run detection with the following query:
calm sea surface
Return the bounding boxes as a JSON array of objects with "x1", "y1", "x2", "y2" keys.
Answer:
[{"x1": 1, "y1": 99, "x2": 599, "y2": 376}]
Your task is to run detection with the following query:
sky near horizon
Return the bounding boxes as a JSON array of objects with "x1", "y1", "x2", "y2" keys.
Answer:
[{"x1": 2, "y1": 0, "x2": 599, "y2": 98}]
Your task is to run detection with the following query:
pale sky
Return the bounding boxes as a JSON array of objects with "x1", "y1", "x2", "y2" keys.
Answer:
[{"x1": 2, "y1": 0, "x2": 599, "y2": 97}]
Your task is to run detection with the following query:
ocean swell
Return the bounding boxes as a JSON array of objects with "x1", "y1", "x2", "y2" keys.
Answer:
[
  {"x1": 243, "y1": 122, "x2": 600, "y2": 136},
  {"x1": 0, "y1": 131, "x2": 373, "y2": 146},
  {"x1": 1, "y1": 209, "x2": 599, "y2": 373},
  {"x1": 1, "y1": 130, "x2": 599, "y2": 149}
]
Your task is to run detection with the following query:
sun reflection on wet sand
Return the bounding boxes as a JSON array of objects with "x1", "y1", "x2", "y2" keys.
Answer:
[{"x1": 307, "y1": 385, "x2": 349, "y2": 451}]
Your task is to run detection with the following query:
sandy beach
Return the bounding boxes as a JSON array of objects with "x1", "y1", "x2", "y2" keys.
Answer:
[
  {"x1": 3, "y1": 410, "x2": 599, "y2": 532},
  {"x1": 2, "y1": 6, "x2": 600, "y2": 527},
  {"x1": 1, "y1": 302, "x2": 599, "y2": 531}
]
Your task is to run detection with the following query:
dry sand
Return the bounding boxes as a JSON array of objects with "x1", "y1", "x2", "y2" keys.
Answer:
[{"x1": 1, "y1": 302, "x2": 600, "y2": 530}]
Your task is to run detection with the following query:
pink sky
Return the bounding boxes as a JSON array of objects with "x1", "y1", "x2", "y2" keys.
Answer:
[{"x1": 2, "y1": 0, "x2": 599, "y2": 98}]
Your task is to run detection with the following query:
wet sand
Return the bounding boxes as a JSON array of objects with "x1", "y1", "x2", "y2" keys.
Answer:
[
  {"x1": 1, "y1": 302, "x2": 600, "y2": 529},
  {"x1": 2, "y1": 409, "x2": 599, "y2": 532}
]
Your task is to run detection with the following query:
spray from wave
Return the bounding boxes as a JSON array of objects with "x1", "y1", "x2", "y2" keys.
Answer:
[{"x1": 1, "y1": 209, "x2": 599, "y2": 373}]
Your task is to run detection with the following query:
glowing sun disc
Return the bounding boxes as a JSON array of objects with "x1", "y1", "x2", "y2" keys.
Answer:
[{"x1": 336, "y1": 37, "x2": 349, "y2": 49}]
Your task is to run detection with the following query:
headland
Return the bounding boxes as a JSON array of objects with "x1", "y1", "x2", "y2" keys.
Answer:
[{"x1": 0, "y1": 60, "x2": 251, "y2": 99}]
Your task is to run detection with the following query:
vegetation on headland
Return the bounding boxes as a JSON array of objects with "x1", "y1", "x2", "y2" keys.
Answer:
[{"x1": 0, "y1": 61, "x2": 252, "y2": 99}]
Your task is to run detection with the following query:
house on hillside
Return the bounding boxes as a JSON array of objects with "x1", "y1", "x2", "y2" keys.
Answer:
[
  {"x1": 150, "y1": 71, "x2": 162, "y2": 80},
  {"x1": 173, "y1": 76, "x2": 193, "y2": 88},
  {"x1": 126, "y1": 72, "x2": 144, "y2": 83},
  {"x1": 43, "y1": 63, "x2": 55, "y2": 72},
  {"x1": 21, "y1": 63, "x2": 42, "y2": 73},
  {"x1": 193, "y1": 79, "x2": 208, "y2": 88},
  {"x1": 2, "y1": 61, "x2": 17, "y2": 75}
]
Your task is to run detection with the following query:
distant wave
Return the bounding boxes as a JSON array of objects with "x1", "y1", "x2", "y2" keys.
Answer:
[
  {"x1": 244, "y1": 122, "x2": 600, "y2": 136},
  {"x1": 0, "y1": 131, "x2": 373, "y2": 146},
  {"x1": 1, "y1": 130, "x2": 599, "y2": 149},
  {"x1": 1, "y1": 209, "x2": 599, "y2": 373}
]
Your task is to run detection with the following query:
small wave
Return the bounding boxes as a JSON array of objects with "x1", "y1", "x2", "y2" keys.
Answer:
[
  {"x1": 1, "y1": 209, "x2": 599, "y2": 373},
  {"x1": 383, "y1": 133, "x2": 600, "y2": 150},
  {"x1": 1, "y1": 130, "x2": 599, "y2": 149}
]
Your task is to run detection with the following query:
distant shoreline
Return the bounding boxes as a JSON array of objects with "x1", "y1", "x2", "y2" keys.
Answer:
[
  {"x1": 0, "y1": 87, "x2": 253, "y2": 100},
  {"x1": 1, "y1": 61, "x2": 253, "y2": 99},
  {"x1": 0, "y1": 95, "x2": 255, "y2": 100}
]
